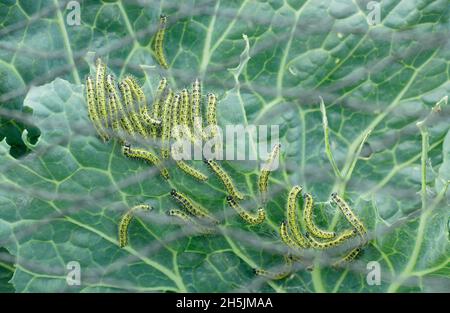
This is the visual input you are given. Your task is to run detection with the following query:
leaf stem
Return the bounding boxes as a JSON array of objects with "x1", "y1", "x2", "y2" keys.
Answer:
[
  {"x1": 343, "y1": 127, "x2": 372, "y2": 181},
  {"x1": 387, "y1": 97, "x2": 448, "y2": 292},
  {"x1": 319, "y1": 97, "x2": 342, "y2": 180}
]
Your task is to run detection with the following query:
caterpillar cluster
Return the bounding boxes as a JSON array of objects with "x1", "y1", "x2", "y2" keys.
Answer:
[
  {"x1": 85, "y1": 58, "x2": 220, "y2": 181},
  {"x1": 255, "y1": 187, "x2": 367, "y2": 280},
  {"x1": 85, "y1": 46, "x2": 367, "y2": 278}
]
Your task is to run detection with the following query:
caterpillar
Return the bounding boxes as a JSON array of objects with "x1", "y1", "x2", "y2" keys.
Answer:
[
  {"x1": 303, "y1": 193, "x2": 336, "y2": 239},
  {"x1": 122, "y1": 144, "x2": 169, "y2": 180},
  {"x1": 280, "y1": 221, "x2": 303, "y2": 249},
  {"x1": 170, "y1": 189, "x2": 218, "y2": 224},
  {"x1": 107, "y1": 92, "x2": 120, "y2": 138},
  {"x1": 161, "y1": 90, "x2": 174, "y2": 158},
  {"x1": 106, "y1": 74, "x2": 135, "y2": 136},
  {"x1": 206, "y1": 93, "x2": 218, "y2": 138},
  {"x1": 95, "y1": 58, "x2": 109, "y2": 130},
  {"x1": 226, "y1": 196, "x2": 266, "y2": 225},
  {"x1": 168, "y1": 209, "x2": 214, "y2": 234},
  {"x1": 191, "y1": 78, "x2": 202, "y2": 138},
  {"x1": 154, "y1": 14, "x2": 169, "y2": 69},
  {"x1": 333, "y1": 248, "x2": 361, "y2": 267},
  {"x1": 306, "y1": 229, "x2": 356, "y2": 250},
  {"x1": 254, "y1": 268, "x2": 291, "y2": 280},
  {"x1": 150, "y1": 78, "x2": 167, "y2": 137},
  {"x1": 118, "y1": 204, "x2": 151, "y2": 248},
  {"x1": 180, "y1": 88, "x2": 191, "y2": 128},
  {"x1": 330, "y1": 193, "x2": 367, "y2": 244},
  {"x1": 286, "y1": 186, "x2": 310, "y2": 248},
  {"x1": 204, "y1": 159, "x2": 244, "y2": 200},
  {"x1": 254, "y1": 256, "x2": 293, "y2": 280},
  {"x1": 175, "y1": 160, "x2": 208, "y2": 181},
  {"x1": 85, "y1": 76, "x2": 108, "y2": 141},
  {"x1": 171, "y1": 94, "x2": 181, "y2": 139},
  {"x1": 258, "y1": 143, "x2": 281, "y2": 204},
  {"x1": 124, "y1": 76, "x2": 161, "y2": 127},
  {"x1": 174, "y1": 88, "x2": 193, "y2": 141},
  {"x1": 119, "y1": 80, "x2": 148, "y2": 138}
]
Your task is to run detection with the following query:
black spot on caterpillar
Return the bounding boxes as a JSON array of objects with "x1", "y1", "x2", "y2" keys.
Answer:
[
  {"x1": 118, "y1": 204, "x2": 151, "y2": 248},
  {"x1": 226, "y1": 195, "x2": 265, "y2": 225},
  {"x1": 303, "y1": 193, "x2": 335, "y2": 239},
  {"x1": 204, "y1": 159, "x2": 244, "y2": 200},
  {"x1": 286, "y1": 186, "x2": 310, "y2": 248},
  {"x1": 154, "y1": 14, "x2": 169, "y2": 69},
  {"x1": 85, "y1": 76, "x2": 108, "y2": 141},
  {"x1": 258, "y1": 143, "x2": 281, "y2": 204},
  {"x1": 170, "y1": 189, "x2": 218, "y2": 224},
  {"x1": 122, "y1": 144, "x2": 169, "y2": 179}
]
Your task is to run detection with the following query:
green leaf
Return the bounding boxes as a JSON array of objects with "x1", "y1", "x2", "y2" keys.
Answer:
[
  {"x1": 0, "y1": 0, "x2": 449, "y2": 293},
  {"x1": 0, "y1": 248, "x2": 14, "y2": 292}
]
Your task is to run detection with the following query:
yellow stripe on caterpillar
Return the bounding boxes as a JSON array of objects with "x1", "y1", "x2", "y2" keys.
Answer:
[
  {"x1": 122, "y1": 144, "x2": 169, "y2": 179},
  {"x1": 303, "y1": 193, "x2": 335, "y2": 239},
  {"x1": 204, "y1": 159, "x2": 244, "y2": 200},
  {"x1": 118, "y1": 204, "x2": 151, "y2": 248},
  {"x1": 226, "y1": 196, "x2": 265, "y2": 225}
]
